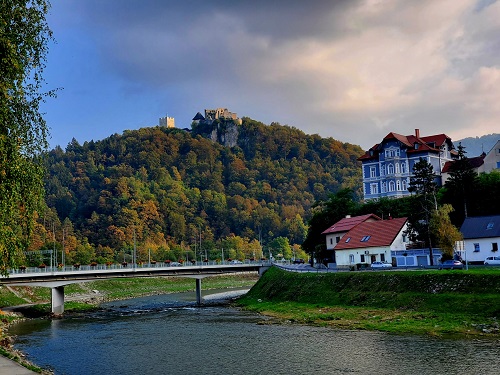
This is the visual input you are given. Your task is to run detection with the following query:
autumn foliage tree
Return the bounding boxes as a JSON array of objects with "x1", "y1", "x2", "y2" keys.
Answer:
[{"x1": 0, "y1": 0, "x2": 53, "y2": 274}]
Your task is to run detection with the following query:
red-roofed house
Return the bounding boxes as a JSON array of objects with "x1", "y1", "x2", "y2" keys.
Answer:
[
  {"x1": 333, "y1": 217, "x2": 409, "y2": 266},
  {"x1": 358, "y1": 129, "x2": 457, "y2": 200},
  {"x1": 322, "y1": 214, "x2": 381, "y2": 252},
  {"x1": 441, "y1": 154, "x2": 486, "y2": 183}
]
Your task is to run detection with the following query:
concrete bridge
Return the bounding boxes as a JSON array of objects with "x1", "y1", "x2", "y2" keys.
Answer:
[{"x1": 1, "y1": 262, "x2": 271, "y2": 314}]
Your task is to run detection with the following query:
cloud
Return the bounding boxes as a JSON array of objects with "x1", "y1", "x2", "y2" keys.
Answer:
[{"x1": 47, "y1": 0, "x2": 500, "y2": 150}]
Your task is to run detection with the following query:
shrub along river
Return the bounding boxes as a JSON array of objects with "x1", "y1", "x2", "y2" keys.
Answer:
[{"x1": 8, "y1": 289, "x2": 500, "y2": 375}]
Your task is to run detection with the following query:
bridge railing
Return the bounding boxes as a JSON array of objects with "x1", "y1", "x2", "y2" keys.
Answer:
[{"x1": 8, "y1": 259, "x2": 275, "y2": 275}]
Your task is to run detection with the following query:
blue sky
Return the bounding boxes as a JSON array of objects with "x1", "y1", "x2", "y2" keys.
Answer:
[{"x1": 41, "y1": 0, "x2": 500, "y2": 151}]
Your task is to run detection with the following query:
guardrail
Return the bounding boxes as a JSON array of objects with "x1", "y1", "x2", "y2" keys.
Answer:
[{"x1": 7, "y1": 260, "x2": 276, "y2": 276}]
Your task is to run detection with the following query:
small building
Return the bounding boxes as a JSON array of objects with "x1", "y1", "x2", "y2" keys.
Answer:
[
  {"x1": 333, "y1": 217, "x2": 409, "y2": 267},
  {"x1": 441, "y1": 153, "x2": 486, "y2": 183},
  {"x1": 192, "y1": 112, "x2": 205, "y2": 125},
  {"x1": 322, "y1": 214, "x2": 381, "y2": 263},
  {"x1": 159, "y1": 114, "x2": 175, "y2": 128},
  {"x1": 460, "y1": 215, "x2": 500, "y2": 264}
]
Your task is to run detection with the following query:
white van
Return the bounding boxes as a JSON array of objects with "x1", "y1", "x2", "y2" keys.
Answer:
[{"x1": 484, "y1": 256, "x2": 500, "y2": 265}]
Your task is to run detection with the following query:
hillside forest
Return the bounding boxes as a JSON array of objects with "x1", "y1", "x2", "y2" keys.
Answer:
[{"x1": 27, "y1": 118, "x2": 363, "y2": 266}]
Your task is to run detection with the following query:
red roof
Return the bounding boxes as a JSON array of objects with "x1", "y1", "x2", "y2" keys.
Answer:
[
  {"x1": 441, "y1": 154, "x2": 485, "y2": 173},
  {"x1": 334, "y1": 217, "x2": 408, "y2": 250},
  {"x1": 357, "y1": 131, "x2": 453, "y2": 161},
  {"x1": 321, "y1": 214, "x2": 381, "y2": 235}
]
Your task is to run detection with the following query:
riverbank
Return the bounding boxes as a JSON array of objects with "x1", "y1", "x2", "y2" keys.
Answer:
[
  {"x1": 0, "y1": 273, "x2": 259, "y2": 372},
  {"x1": 236, "y1": 267, "x2": 500, "y2": 337}
]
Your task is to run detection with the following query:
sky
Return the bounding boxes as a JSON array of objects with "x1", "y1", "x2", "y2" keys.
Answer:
[{"x1": 41, "y1": 0, "x2": 500, "y2": 151}]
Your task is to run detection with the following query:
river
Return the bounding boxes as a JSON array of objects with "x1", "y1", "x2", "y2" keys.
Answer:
[{"x1": 8, "y1": 289, "x2": 500, "y2": 375}]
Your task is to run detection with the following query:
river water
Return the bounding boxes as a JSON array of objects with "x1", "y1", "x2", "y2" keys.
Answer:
[{"x1": 8, "y1": 289, "x2": 500, "y2": 375}]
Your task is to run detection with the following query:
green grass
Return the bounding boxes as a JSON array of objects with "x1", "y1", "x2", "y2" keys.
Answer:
[{"x1": 237, "y1": 267, "x2": 500, "y2": 337}]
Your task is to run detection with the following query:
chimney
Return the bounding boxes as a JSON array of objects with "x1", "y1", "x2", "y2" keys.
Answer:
[{"x1": 415, "y1": 129, "x2": 420, "y2": 138}]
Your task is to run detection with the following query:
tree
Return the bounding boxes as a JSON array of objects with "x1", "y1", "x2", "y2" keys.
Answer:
[
  {"x1": 302, "y1": 189, "x2": 358, "y2": 261},
  {"x1": 430, "y1": 204, "x2": 463, "y2": 260},
  {"x1": 407, "y1": 158, "x2": 438, "y2": 265},
  {"x1": 267, "y1": 237, "x2": 292, "y2": 259},
  {"x1": 443, "y1": 143, "x2": 479, "y2": 224},
  {"x1": 0, "y1": 1, "x2": 53, "y2": 274}
]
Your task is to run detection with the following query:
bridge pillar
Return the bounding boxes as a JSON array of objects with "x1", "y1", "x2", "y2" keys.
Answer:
[
  {"x1": 51, "y1": 285, "x2": 65, "y2": 315},
  {"x1": 195, "y1": 278, "x2": 202, "y2": 305}
]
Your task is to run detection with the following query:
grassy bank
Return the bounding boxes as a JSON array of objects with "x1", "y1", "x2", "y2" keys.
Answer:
[{"x1": 237, "y1": 267, "x2": 500, "y2": 337}]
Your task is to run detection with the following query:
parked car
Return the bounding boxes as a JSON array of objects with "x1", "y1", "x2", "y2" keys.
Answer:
[
  {"x1": 484, "y1": 256, "x2": 500, "y2": 265},
  {"x1": 169, "y1": 262, "x2": 182, "y2": 267},
  {"x1": 371, "y1": 261, "x2": 392, "y2": 269},
  {"x1": 229, "y1": 260, "x2": 243, "y2": 264},
  {"x1": 293, "y1": 259, "x2": 305, "y2": 264},
  {"x1": 438, "y1": 260, "x2": 464, "y2": 270}
]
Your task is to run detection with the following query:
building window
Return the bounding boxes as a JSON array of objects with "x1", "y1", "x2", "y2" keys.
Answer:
[
  {"x1": 402, "y1": 179, "x2": 407, "y2": 191},
  {"x1": 360, "y1": 236, "x2": 371, "y2": 242},
  {"x1": 402, "y1": 234, "x2": 407, "y2": 242},
  {"x1": 370, "y1": 166, "x2": 376, "y2": 178},
  {"x1": 381, "y1": 182, "x2": 387, "y2": 193},
  {"x1": 370, "y1": 183, "x2": 378, "y2": 195},
  {"x1": 396, "y1": 180, "x2": 401, "y2": 191},
  {"x1": 381, "y1": 164, "x2": 386, "y2": 176},
  {"x1": 349, "y1": 254, "x2": 354, "y2": 263},
  {"x1": 474, "y1": 243, "x2": 480, "y2": 252},
  {"x1": 336, "y1": 236, "x2": 341, "y2": 243},
  {"x1": 388, "y1": 164, "x2": 394, "y2": 174},
  {"x1": 380, "y1": 254, "x2": 385, "y2": 262},
  {"x1": 395, "y1": 149, "x2": 400, "y2": 157},
  {"x1": 493, "y1": 243, "x2": 498, "y2": 252},
  {"x1": 330, "y1": 238, "x2": 333, "y2": 245},
  {"x1": 389, "y1": 181, "x2": 395, "y2": 192},
  {"x1": 395, "y1": 163, "x2": 400, "y2": 174},
  {"x1": 401, "y1": 162, "x2": 406, "y2": 173},
  {"x1": 345, "y1": 237, "x2": 351, "y2": 243},
  {"x1": 360, "y1": 255, "x2": 365, "y2": 263},
  {"x1": 487, "y1": 222, "x2": 494, "y2": 230}
]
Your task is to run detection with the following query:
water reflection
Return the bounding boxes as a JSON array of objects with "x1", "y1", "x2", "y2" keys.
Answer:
[{"x1": 9, "y1": 290, "x2": 500, "y2": 375}]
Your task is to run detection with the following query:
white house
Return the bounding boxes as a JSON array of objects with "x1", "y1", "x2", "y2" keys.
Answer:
[
  {"x1": 333, "y1": 217, "x2": 409, "y2": 267},
  {"x1": 322, "y1": 214, "x2": 382, "y2": 263},
  {"x1": 482, "y1": 140, "x2": 500, "y2": 172},
  {"x1": 460, "y1": 215, "x2": 500, "y2": 264}
]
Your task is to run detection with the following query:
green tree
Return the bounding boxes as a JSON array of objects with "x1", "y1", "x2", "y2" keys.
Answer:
[
  {"x1": 443, "y1": 143, "x2": 479, "y2": 224},
  {"x1": 407, "y1": 158, "x2": 438, "y2": 265},
  {"x1": 430, "y1": 204, "x2": 463, "y2": 260},
  {"x1": 302, "y1": 189, "x2": 358, "y2": 262},
  {"x1": 0, "y1": 0, "x2": 53, "y2": 274},
  {"x1": 268, "y1": 237, "x2": 292, "y2": 259}
]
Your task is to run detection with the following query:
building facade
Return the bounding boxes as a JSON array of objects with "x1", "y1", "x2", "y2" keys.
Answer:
[
  {"x1": 459, "y1": 215, "x2": 500, "y2": 264},
  {"x1": 483, "y1": 139, "x2": 500, "y2": 172},
  {"x1": 358, "y1": 129, "x2": 457, "y2": 200}
]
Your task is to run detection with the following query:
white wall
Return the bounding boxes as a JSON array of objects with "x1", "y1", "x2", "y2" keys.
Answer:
[
  {"x1": 335, "y1": 246, "x2": 392, "y2": 266},
  {"x1": 463, "y1": 238, "x2": 500, "y2": 263}
]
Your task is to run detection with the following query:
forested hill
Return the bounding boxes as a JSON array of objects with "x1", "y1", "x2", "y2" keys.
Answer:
[{"x1": 40, "y1": 118, "x2": 362, "y2": 263}]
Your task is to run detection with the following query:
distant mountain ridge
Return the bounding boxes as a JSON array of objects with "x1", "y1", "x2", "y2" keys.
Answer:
[{"x1": 454, "y1": 133, "x2": 499, "y2": 157}]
